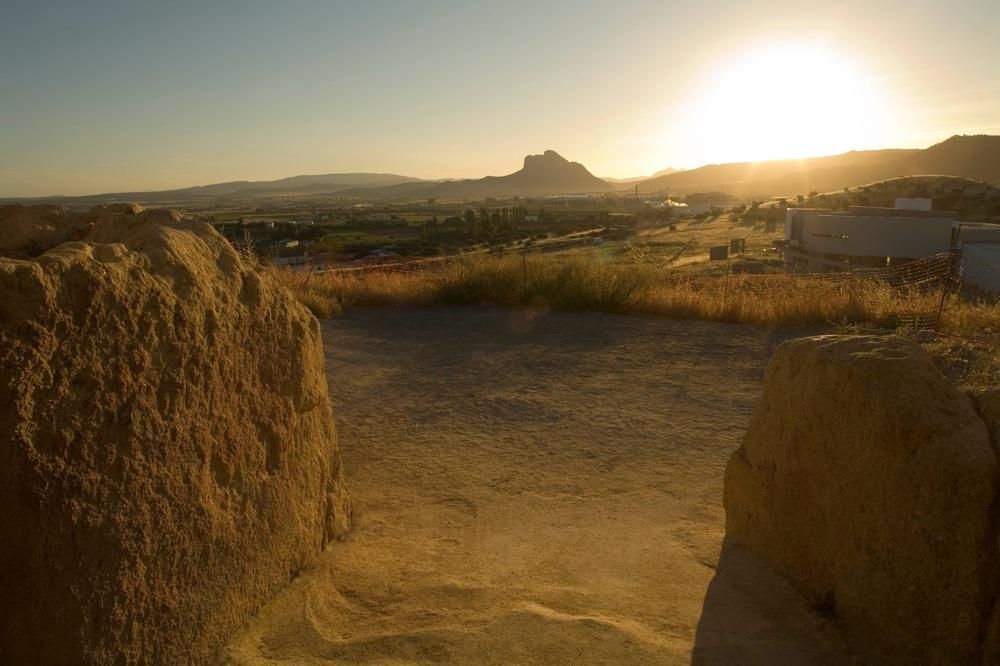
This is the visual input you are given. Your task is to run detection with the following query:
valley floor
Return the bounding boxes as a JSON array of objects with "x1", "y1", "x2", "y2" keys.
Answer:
[{"x1": 226, "y1": 308, "x2": 852, "y2": 665}]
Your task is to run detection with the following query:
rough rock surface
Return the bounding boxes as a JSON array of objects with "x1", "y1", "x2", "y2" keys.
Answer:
[
  {"x1": 724, "y1": 335, "x2": 998, "y2": 665},
  {"x1": 0, "y1": 204, "x2": 351, "y2": 664},
  {"x1": 971, "y1": 388, "x2": 1000, "y2": 666}
]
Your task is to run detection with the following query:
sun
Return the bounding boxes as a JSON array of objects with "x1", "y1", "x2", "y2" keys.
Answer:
[{"x1": 668, "y1": 42, "x2": 892, "y2": 165}]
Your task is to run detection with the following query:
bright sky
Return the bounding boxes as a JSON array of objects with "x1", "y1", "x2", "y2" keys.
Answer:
[{"x1": 2, "y1": 0, "x2": 999, "y2": 196}]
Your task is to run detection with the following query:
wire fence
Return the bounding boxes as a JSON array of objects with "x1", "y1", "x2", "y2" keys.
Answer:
[
  {"x1": 309, "y1": 252, "x2": 470, "y2": 276},
  {"x1": 299, "y1": 249, "x2": 995, "y2": 330},
  {"x1": 651, "y1": 253, "x2": 958, "y2": 329}
]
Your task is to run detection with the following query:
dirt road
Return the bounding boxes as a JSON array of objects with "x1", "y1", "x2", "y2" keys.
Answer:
[{"x1": 226, "y1": 308, "x2": 851, "y2": 664}]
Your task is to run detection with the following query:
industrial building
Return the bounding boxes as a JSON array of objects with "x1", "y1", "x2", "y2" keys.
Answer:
[
  {"x1": 960, "y1": 242, "x2": 1000, "y2": 296},
  {"x1": 781, "y1": 198, "x2": 1000, "y2": 273}
]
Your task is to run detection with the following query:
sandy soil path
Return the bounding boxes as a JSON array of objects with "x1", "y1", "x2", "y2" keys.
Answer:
[{"x1": 226, "y1": 308, "x2": 852, "y2": 665}]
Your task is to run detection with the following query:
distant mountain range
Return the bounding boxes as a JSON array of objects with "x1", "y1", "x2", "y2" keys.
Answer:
[
  {"x1": 3, "y1": 135, "x2": 999, "y2": 204},
  {"x1": 603, "y1": 168, "x2": 680, "y2": 184},
  {"x1": 334, "y1": 150, "x2": 614, "y2": 199},
  {"x1": 0, "y1": 151, "x2": 610, "y2": 204},
  {"x1": 0, "y1": 172, "x2": 426, "y2": 205},
  {"x1": 630, "y1": 135, "x2": 1000, "y2": 198}
]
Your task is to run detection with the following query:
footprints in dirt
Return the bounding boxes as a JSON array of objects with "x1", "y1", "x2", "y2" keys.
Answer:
[
  {"x1": 433, "y1": 496, "x2": 478, "y2": 517},
  {"x1": 296, "y1": 592, "x2": 666, "y2": 664}
]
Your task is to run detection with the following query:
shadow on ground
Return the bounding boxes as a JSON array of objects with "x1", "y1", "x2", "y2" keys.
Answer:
[{"x1": 692, "y1": 537, "x2": 854, "y2": 666}]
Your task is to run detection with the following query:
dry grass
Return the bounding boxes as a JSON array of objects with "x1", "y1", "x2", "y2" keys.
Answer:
[
  {"x1": 272, "y1": 255, "x2": 1000, "y2": 387},
  {"x1": 272, "y1": 255, "x2": 1000, "y2": 332},
  {"x1": 634, "y1": 276, "x2": 944, "y2": 327},
  {"x1": 272, "y1": 257, "x2": 647, "y2": 313}
]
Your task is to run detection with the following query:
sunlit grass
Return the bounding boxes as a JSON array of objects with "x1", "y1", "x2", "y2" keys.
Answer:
[
  {"x1": 273, "y1": 255, "x2": 1000, "y2": 334},
  {"x1": 271, "y1": 255, "x2": 1000, "y2": 387}
]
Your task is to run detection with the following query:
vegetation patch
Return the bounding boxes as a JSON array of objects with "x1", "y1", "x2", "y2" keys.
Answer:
[{"x1": 272, "y1": 255, "x2": 1000, "y2": 387}]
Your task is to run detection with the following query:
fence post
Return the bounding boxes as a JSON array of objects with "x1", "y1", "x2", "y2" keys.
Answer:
[
  {"x1": 522, "y1": 253, "x2": 528, "y2": 302},
  {"x1": 935, "y1": 251, "x2": 958, "y2": 329},
  {"x1": 935, "y1": 282, "x2": 948, "y2": 329},
  {"x1": 721, "y1": 261, "x2": 731, "y2": 312}
]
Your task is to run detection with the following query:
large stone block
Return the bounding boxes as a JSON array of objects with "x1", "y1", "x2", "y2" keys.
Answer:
[
  {"x1": 971, "y1": 388, "x2": 1000, "y2": 666},
  {"x1": 0, "y1": 205, "x2": 351, "y2": 664},
  {"x1": 724, "y1": 335, "x2": 997, "y2": 665}
]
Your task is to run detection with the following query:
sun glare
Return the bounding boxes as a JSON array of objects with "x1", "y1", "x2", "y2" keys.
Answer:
[{"x1": 669, "y1": 42, "x2": 892, "y2": 165}]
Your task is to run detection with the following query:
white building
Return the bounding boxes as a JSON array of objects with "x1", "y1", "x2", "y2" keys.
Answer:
[
  {"x1": 960, "y1": 243, "x2": 1000, "y2": 295},
  {"x1": 894, "y1": 197, "x2": 933, "y2": 212},
  {"x1": 782, "y1": 198, "x2": 1000, "y2": 272},
  {"x1": 672, "y1": 202, "x2": 723, "y2": 217}
]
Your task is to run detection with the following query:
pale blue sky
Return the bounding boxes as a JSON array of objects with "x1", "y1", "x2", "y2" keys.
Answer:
[{"x1": 2, "y1": 0, "x2": 999, "y2": 196}]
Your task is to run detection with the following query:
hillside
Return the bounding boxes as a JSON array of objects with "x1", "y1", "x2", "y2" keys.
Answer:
[
  {"x1": 603, "y1": 167, "x2": 679, "y2": 183},
  {"x1": 186, "y1": 173, "x2": 427, "y2": 198},
  {"x1": 803, "y1": 175, "x2": 1000, "y2": 220},
  {"x1": 8, "y1": 135, "x2": 998, "y2": 206},
  {"x1": 629, "y1": 149, "x2": 920, "y2": 197},
  {"x1": 0, "y1": 172, "x2": 427, "y2": 205},
  {"x1": 5, "y1": 152, "x2": 614, "y2": 204},
  {"x1": 632, "y1": 135, "x2": 1000, "y2": 199},
  {"x1": 340, "y1": 150, "x2": 615, "y2": 199},
  {"x1": 888, "y1": 135, "x2": 1000, "y2": 183}
]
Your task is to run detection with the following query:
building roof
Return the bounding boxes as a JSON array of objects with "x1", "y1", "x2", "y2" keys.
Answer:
[{"x1": 847, "y1": 206, "x2": 957, "y2": 219}]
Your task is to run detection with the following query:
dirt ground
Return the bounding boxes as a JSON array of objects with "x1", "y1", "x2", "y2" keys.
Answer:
[{"x1": 225, "y1": 308, "x2": 853, "y2": 665}]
